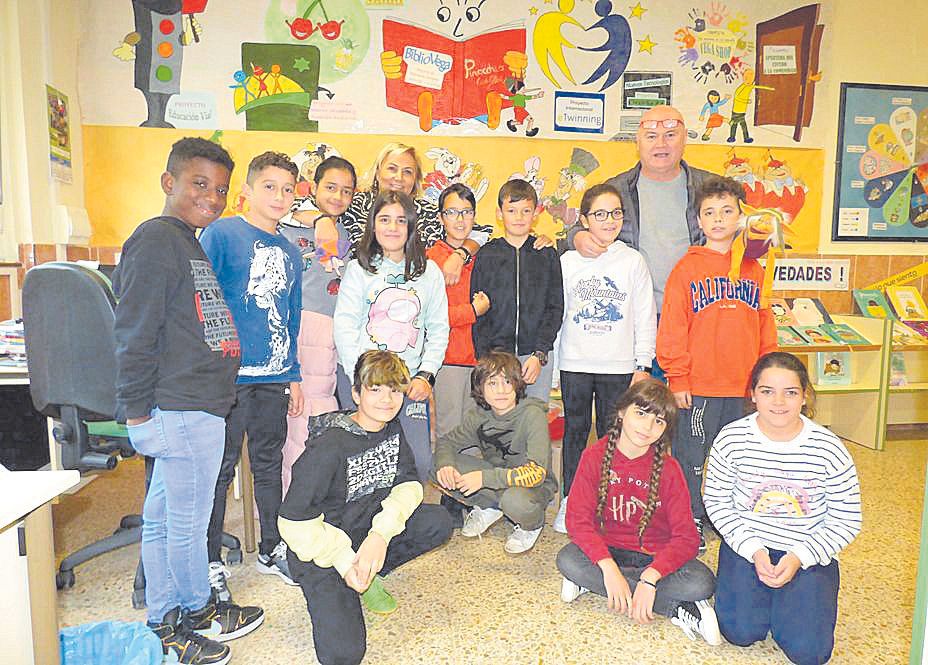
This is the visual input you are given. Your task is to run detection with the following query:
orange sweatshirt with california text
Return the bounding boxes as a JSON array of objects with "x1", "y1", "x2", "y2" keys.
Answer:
[{"x1": 656, "y1": 246, "x2": 776, "y2": 397}]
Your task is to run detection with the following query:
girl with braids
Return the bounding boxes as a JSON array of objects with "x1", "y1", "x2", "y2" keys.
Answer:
[
  {"x1": 555, "y1": 379, "x2": 721, "y2": 645},
  {"x1": 704, "y1": 352, "x2": 861, "y2": 665}
]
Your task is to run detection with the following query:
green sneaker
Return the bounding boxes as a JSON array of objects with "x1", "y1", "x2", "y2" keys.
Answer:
[{"x1": 360, "y1": 576, "x2": 397, "y2": 615}]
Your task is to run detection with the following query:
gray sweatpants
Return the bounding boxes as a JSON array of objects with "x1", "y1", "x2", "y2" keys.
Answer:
[
  {"x1": 432, "y1": 453, "x2": 555, "y2": 530},
  {"x1": 671, "y1": 395, "x2": 745, "y2": 522}
]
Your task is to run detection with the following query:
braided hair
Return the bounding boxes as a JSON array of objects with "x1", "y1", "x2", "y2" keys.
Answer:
[{"x1": 594, "y1": 380, "x2": 678, "y2": 547}]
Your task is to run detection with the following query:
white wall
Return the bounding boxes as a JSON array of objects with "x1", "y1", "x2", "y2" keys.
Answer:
[
  {"x1": 0, "y1": 0, "x2": 86, "y2": 262},
  {"x1": 817, "y1": 0, "x2": 928, "y2": 255}
]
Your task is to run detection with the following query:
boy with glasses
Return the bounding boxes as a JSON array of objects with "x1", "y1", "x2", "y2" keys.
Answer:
[{"x1": 426, "y1": 184, "x2": 490, "y2": 441}]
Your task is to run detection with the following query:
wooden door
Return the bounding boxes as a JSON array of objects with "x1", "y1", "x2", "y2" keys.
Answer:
[{"x1": 754, "y1": 4, "x2": 823, "y2": 142}]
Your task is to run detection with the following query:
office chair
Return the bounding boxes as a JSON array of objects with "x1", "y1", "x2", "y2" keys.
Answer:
[{"x1": 21, "y1": 262, "x2": 242, "y2": 608}]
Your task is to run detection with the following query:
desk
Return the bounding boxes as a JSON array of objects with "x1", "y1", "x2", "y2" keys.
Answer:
[
  {"x1": 0, "y1": 367, "x2": 50, "y2": 470},
  {"x1": 0, "y1": 470, "x2": 80, "y2": 665},
  {"x1": 0, "y1": 364, "x2": 29, "y2": 385}
]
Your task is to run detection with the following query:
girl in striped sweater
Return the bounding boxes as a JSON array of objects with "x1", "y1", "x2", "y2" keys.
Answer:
[{"x1": 704, "y1": 352, "x2": 862, "y2": 665}]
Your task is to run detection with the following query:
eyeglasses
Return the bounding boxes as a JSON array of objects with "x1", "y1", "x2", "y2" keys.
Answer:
[
  {"x1": 639, "y1": 118, "x2": 683, "y2": 130},
  {"x1": 588, "y1": 208, "x2": 624, "y2": 222},
  {"x1": 441, "y1": 208, "x2": 476, "y2": 220}
]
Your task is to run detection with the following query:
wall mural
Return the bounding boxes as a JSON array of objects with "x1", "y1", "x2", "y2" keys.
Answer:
[{"x1": 83, "y1": 0, "x2": 833, "y2": 147}]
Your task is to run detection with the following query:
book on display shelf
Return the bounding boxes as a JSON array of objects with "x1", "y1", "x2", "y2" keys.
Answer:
[{"x1": 852, "y1": 288, "x2": 896, "y2": 319}]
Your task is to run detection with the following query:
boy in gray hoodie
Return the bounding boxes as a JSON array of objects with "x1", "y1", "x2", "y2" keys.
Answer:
[{"x1": 434, "y1": 351, "x2": 557, "y2": 554}]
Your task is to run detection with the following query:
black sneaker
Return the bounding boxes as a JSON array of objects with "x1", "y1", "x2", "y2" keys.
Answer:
[
  {"x1": 186, "y1": 599, "x2": 265, "y2": 643},
  {"x1": 208, "y1": 561, "x2": 233, "y2": 603},
  {"x1": 149, "y1": 606, "x2": 231, "y2": 664},
  {"x1": 671, "y1": 600, "x2": 722, "y2": 646},
  {"x1": 694, "y1": 518, "x2": 707, "y2": 554},
  {"x1": 440, "y1": 493, "x2": 465, "y2": 530},
  {"x1": 256, "y1": 541, "x2": 298, "y2": 585}
]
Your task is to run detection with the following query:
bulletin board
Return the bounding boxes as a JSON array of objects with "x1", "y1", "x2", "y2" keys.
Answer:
[{"x1": 832, "y1": 82, "x2": 928, "y2": 243}]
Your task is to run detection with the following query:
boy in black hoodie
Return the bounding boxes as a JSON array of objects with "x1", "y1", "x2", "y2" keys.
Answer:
[
  {"x1": 113, "y1": 137, "x2": 264, "y2": 665},
  {"x1": 279, "y1": 350, "x2": 452, "y2": 665},
  {"x1": 470, "y1": 178, "x2": 564, "y2": 401}
]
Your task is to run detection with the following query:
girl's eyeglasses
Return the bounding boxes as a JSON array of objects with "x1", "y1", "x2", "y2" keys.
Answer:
[
  {"x1": 588, "y1": 208, "x2": 624, "y2": 222},
  {"x1": 441, "y1": 208, "x2": 476, "y2": 220}
]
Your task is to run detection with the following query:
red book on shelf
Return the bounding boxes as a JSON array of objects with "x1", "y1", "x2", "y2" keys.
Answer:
[{"x1": 382, "y1": 19, "x2": 525, "y2": 123}]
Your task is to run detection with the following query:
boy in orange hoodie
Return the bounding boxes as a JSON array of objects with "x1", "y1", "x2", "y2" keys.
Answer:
[
  {"x1": 656, "y1": 176, "x2": 776, "y2": 551},
  {"x1": 426, "y1": 183, "x2": 490, "y2": 527}
]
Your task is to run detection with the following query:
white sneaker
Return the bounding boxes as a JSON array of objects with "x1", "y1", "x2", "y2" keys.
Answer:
[
  {"x1": 460, "y1": 506, "x2": 504, "y2": 538},
  {"x1": 208, "y1": 561, "x2": 232, "y2": 603},
  {"x1": 560, "y1": 577, "x2": 588, "y2": 602},
  {"x1": 671, "y1": 599, "x2": 722, "y2": 646},
  {"x1": 504, "y1": 525, "x2": 542, "y2": 554},
  {"x1": 552, "y1": 497, "x2": 568, "y2": 534}
]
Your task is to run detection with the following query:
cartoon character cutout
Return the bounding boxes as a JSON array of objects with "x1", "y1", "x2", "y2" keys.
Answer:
[
  {"x1": 292, "y1": 143, "x2": 341, "y2": 197},
  {"x1": 542, "y1": 148, "x2": 600, "y2": 231},
  {"x1": 423, "y1": 147, "x2": 489, "y2": 204},
  {"x1": 510, "y1": 156, "x2": 547, "y2": 204},
  {"x1": 367, "y1": 282, "x2": 421, "y2": 353}
]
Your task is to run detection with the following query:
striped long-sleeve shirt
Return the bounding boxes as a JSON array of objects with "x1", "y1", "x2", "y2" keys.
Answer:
[{"x1": 704, "y1": 413, "x2": 861, "y2": 569}]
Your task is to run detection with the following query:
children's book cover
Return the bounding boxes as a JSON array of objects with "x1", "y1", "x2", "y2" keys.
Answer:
[
  {"x1": 902, "y1": 320, "x2": 928, "y2": 339},
  {"x1": 890, "y1": 352, "x2": 908, "y2": 386},
  {"x1": 816, "y1": 351, "x2": 852, "y2": 386},
  {"x1": 382, "y1": 19, "x2": 526, "y2": 129},
  {"x1": 852, "y1": 288, "x2": 896, "y2": 319},
  {"x1": 769, "y1": 298, "x2": 798, "y2": 327},
  {"x1": 777, "y1": 326, "x2": 811, "y2": 346},
  {"x1": 892, "y1": 321, "x2": 928, "y2": 346},
  {"x1": 797, "y1": 325, "x2": 836, "y2": 346},
  {"x1": 821, "y1": 322, "x2": 871, "y2": 345},
  {"x1": 789, "y1": 297, "x2": 833, "y2": 326},
  {"x1": 886, "y1": 286, "x2": 928, "y2": 321}
]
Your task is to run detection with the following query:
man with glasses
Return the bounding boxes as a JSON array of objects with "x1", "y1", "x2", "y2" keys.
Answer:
[{"x1": 570, "y1": 105, "x2": 711, "y2": 378}]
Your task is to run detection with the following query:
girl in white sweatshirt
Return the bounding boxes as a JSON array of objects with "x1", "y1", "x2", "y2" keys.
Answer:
[{"x1": 554, "y1": 183, "x2": 657, "y2": 533}]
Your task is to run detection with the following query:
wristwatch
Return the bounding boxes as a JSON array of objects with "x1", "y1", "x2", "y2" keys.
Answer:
[
  {"x1": 453, "y1": 246, "x2": 472, "y2": 264},
  {"x1": 635, "y1": 365, "x2": 651, "y2": 373},
  {"x1": 532, "y1": 350, "x2": 549, "y2": 366},
  {"x1": 415, "y1": 371, "x2": 436, "y2": 387}
]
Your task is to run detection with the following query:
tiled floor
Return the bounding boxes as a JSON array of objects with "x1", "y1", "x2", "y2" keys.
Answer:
[{"x1": 53, "y1": 432, "x2": 926, "y2": 664}]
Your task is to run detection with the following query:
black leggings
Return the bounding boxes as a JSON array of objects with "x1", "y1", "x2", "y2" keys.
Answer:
[{"x1": 559, "y1": 371, "x2": 632, "y2": 495}]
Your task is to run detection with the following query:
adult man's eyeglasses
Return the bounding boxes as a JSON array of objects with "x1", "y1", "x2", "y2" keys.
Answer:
[
  {"x1": 589, "y1": 208, "x2": 624, "y2": 222},
  {"x1": 639, "y1": 118, "x2": 683, "y2": 129},
  {"x1": 441, "y1": 208, "x2": 476, "y2": 220}
]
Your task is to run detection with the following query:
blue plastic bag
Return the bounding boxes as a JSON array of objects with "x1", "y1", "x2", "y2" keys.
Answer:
[{"x1": 59, "y1": 620, "x2": 162, "y2": 665}]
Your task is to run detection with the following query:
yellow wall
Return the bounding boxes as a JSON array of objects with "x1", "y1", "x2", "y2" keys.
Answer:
[{"x1": 83, "y1": 125, "x2": 824, "y2": 250}]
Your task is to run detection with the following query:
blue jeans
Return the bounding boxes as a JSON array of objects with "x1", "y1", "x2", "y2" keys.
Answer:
[
  {"x1": 716, "y1": 542, "x2": 839, "y2": 665},
  {"x1": 127, "y1": 408, "x2": 225, "y2": 624}
]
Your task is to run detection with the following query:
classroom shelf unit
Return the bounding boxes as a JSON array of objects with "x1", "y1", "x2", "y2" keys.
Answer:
[{"x1": 778, "y1": 315, "x2": 928, "y2": 451}]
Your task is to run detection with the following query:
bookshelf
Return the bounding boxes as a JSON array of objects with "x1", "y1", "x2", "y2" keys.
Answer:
[{"x1": 778, "y1": 315, "x2": 928, "y2": 451}]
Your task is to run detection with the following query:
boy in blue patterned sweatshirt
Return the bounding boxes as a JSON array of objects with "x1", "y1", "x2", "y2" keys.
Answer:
[{"x1": 200, "y1": 151, "x2": 305, "y2": 596}]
